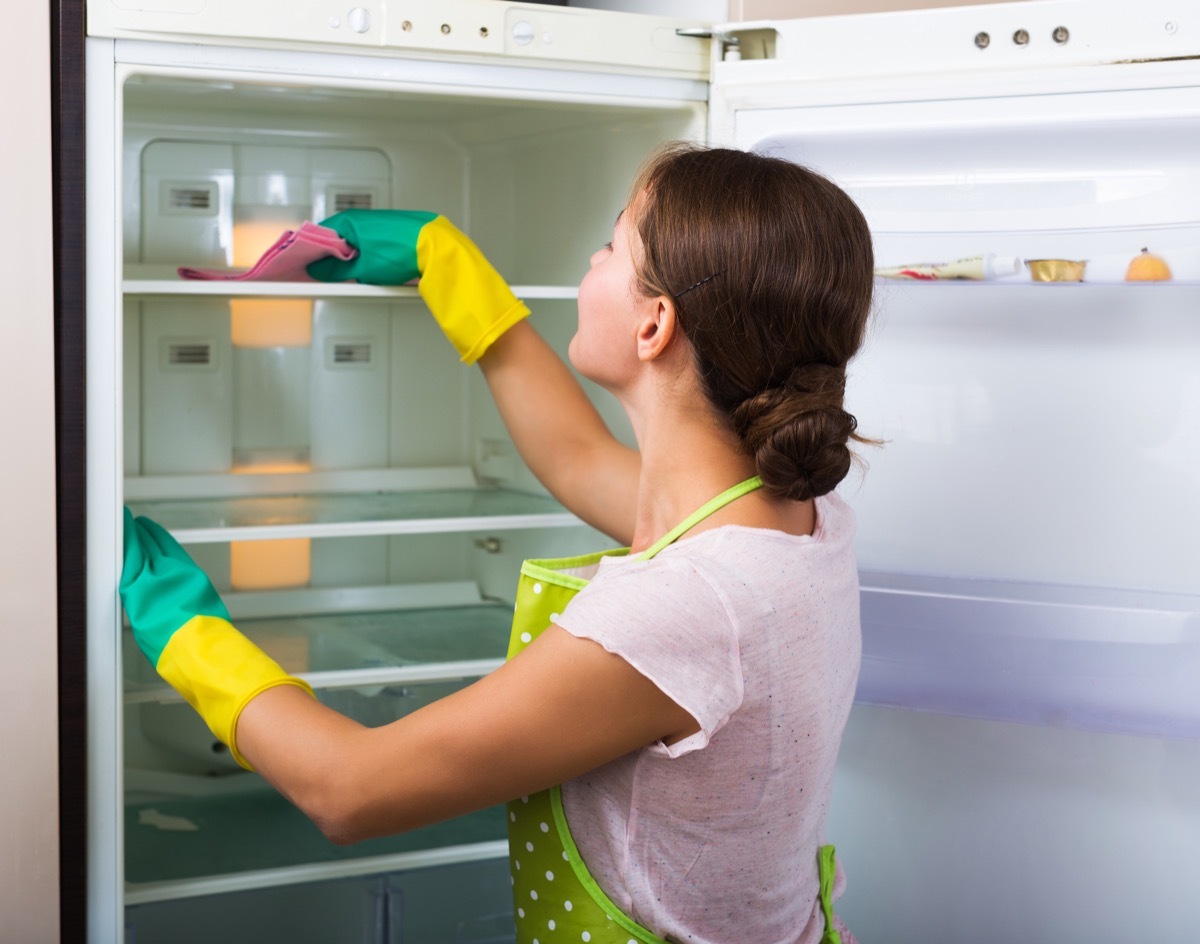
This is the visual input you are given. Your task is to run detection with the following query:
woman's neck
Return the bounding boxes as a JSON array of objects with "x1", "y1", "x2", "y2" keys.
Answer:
[{"x1": 627, "y1": 407, "x2": 758, "y2": 553}]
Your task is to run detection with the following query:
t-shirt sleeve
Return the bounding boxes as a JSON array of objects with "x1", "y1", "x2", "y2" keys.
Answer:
[{"x1": 551, "y1": 556, "x2": 744, "y2": 758}]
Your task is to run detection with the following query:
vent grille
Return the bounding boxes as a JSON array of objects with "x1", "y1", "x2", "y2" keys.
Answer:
[
  {"x1": 168, "y1": 186, "x2": 214, "y2": 210},
  {"x1": 167, "y1": 342, "x2": 213, "y2": 366},
  {"x1": 333, "y1": 342, "x2": 372, "y2": 365},
  {"x1": 333, "y1": 191, "x2": 374, "y2": 212}
]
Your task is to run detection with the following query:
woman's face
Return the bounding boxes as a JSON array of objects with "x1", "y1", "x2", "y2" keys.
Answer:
[{"x1": 569, "y1": 203, "x2": 655, "y2": 391}]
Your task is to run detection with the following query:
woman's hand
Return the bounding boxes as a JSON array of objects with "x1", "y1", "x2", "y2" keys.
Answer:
[
  {"x1": 119, "y1": 509, "x2": 314, "y2": 768},
  {"x1": 308, "y1": 209, "x2": 530, "y2": 364}
]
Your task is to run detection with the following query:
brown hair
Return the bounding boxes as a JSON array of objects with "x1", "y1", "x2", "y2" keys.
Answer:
[{"x1": 630, "y1": 143, "x2": 876, "y2": 502}]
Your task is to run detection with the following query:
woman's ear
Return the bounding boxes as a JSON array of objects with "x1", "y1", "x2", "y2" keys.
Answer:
[{"x1": 634, "y1": 295, "x2": 678, "y2": 363}]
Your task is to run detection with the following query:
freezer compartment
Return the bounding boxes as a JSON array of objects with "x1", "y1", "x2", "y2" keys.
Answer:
[
  {"x1": 125, "y1": 852, "x2": 515, "y2": 943},
  {"x1": 858, "y1": 572, "x2": 1200, "y2": 738}
]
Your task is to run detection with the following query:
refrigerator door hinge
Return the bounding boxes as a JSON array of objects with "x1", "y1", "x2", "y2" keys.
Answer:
[{"x1": 677, "y1": 27, "x2": 743, "y2": 61}]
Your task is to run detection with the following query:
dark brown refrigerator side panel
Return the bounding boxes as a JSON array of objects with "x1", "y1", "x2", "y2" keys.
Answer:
[{"x1": 52, "y1": 0, "x2": 87, "y2": 940}]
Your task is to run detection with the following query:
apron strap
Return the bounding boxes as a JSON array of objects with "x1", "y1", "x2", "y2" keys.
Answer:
[
  {"x1": 817, "y1": 844, "x2": 843, "y2": 944},
  {"x1": 635, "y1": 476, "x2": 763, "y2": 561}
]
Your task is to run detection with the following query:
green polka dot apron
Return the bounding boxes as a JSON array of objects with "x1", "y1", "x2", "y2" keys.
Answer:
[{"x1": 505, "y1": 476, "x2": 844, "y2": 944}]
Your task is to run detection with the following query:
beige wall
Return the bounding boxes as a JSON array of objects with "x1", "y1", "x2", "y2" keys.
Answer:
[
  {"x1": 0, "y1": 2, "x2": 62, "y2": 941},
  {"x1": 731, "y1": 0, "x2": 1024, "y2": 17}
]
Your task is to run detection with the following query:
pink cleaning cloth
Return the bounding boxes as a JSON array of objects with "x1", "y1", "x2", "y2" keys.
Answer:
[{"x1": 177, "y1": 221, "x2": 358, "y2": 281}]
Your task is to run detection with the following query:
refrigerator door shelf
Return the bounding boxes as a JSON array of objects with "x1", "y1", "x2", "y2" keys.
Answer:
[{"x1": 858, "y1": 572, "x2": 1200, "y2": 740}]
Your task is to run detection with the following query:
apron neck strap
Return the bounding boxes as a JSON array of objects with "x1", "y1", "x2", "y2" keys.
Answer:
[{"x1": 636, "y1": 476, "x2": 764, "y2": 561}]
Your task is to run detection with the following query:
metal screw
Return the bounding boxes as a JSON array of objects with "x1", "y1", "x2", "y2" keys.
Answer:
[
  {"x1": 401, "y1": 20, "x2": 412, "y2": 31},
  {"x1": 480, "y1": 27, "x2": 489, "y2": 37},
  {"x1": 474, "y1": 537, "x2": 503, "y2": 554},
  {"x1": 974, "y1": 31, "x2": 990, "y2": 49},
  {"x1": 1165, "y1": 21, "x2": 1178, "y2": 34},
  {"x1": 1052, "y1": 26, "x2": 1069, "y2": 44},
  {"x1": 1013, "y1": 29, "x2": 1030, "y2": 46},
  {"x1": 441, "y1": 23, "x2": 451, "y2": 35}
]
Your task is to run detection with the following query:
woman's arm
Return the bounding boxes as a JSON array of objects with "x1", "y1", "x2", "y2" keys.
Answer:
[
  {"x1": 236, "y1": 626, "x2": 698, "y2": 844},
  {"x1": 478, "y1": 321, "x2": 640, "y2": 544}
]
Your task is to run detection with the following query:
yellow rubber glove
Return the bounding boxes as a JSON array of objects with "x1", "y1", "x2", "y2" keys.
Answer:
[
  {"x1": 308, "y1": 210, "x2": 530, "y2": 364},
  {"x1": 119, "y1": 509, "x2": 314, "y2": 769}
]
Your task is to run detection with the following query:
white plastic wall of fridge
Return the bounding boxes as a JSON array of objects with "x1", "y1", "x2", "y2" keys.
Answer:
[
  {"x1": 140, "y1": 141, "x2": 233, "y2": 265},
  {"x1": 310, "y1": 301, "x2": 391, "y2": 470},
  {"x1": 383, "y1": 533, "x2": 480, "y2": 588},
  {"x1": 233, "y1": 144, "x2": 310, "y2": 209},
  {"x1": 312, "y1": 535, "x2": 390, "y2": 587},
  {"x1": 140, "y1": 300, "x2": 233, "y2": 475},
  {"x1": 231, "y1": 346, "x2": 311, "y2": 466},
  {"x1": 387, "y1": 304, "x2": 469, "y2": 468},
  {"x1": 308, "y1": 146, "x2": 391, "y2": 221},
  {"x1": 123, "y1": 302, "x2": 141, "y2": 476},
  {"x1": 470, "y1": 106, "x2": 703, "y2": 286}
]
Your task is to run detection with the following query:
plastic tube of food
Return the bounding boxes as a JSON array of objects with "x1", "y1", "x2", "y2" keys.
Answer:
[{"x1": 876, "y1": 254, "x2": 1023, "y2": 281}]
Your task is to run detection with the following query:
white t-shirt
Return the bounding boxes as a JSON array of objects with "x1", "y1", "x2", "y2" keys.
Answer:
[{"x1": 553, "y1": 492, "x2": 861, "y2": 944}]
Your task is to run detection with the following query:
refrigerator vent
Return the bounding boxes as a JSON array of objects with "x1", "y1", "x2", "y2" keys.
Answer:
[
  {"x1": 167, "y1": 342, "x2": 213, "y2": 366},
  {"x1": 333, "y1": 191, "x2": 374, "y2": 212},
  {"x1": 332, "y1": 341, "x2": 372, "y2": 365},
  {"x1": 166, "y1": 184, "x2": 215, "y2": 212}
]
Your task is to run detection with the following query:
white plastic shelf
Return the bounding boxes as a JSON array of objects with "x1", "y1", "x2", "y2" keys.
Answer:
[{"x1": 856, "y1": 571, "x2": 1200, "y2": 739}]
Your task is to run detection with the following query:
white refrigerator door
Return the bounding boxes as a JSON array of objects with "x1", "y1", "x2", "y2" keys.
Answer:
[{"x1": 708, "y1": 4, "x2": 1200, "y2": 941}]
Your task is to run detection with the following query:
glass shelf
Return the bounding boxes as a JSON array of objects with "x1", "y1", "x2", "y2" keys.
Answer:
[
  {"x1": 125, "y1": 788, "x2": 507, "y2": 891},
  {"x1": 126, "y1": 602, "x2": 513, "y2": 703},
  {"x1": 122, "y1": 265, "x2": 579, "y2": 300},
  {"x1": 126, "y1": 486, "x2": 580, "y2": 543}
]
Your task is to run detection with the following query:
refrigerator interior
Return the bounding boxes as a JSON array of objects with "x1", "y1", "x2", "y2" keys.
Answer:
[{"x1": 110, "y1": 63, "x2": 704, "y2": 941}]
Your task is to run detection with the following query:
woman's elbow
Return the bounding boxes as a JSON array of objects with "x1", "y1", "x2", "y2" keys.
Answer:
[{"x1": 293, "y1": 771, "x2": 378, "y2": 846}]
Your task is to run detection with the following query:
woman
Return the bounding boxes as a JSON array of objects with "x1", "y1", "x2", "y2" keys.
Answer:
[{"x1": 122, "y1": 143, "x2": 875, "y2": 943}]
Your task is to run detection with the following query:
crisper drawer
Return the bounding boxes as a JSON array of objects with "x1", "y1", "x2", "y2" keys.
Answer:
[{"x1": 125, "y1": 857, "x2": 515, "y2": 944}]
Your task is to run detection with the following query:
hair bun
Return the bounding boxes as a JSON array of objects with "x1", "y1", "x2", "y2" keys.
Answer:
[{"x1": 731, "y1": 364, "x2": 857, "y2": 502}]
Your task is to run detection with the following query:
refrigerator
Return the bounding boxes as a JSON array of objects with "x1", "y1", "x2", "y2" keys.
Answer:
[{"x1": 67, "y1": 1, "x2": 1200, "y2": 941}]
